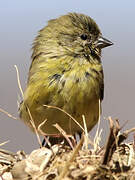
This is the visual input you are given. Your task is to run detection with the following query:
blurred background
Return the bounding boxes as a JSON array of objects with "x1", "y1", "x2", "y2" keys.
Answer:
[{"x1": 0, "y1": 0, "x2": 135, "y2": 153}]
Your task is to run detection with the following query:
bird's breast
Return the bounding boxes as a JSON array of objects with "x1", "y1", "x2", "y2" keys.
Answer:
[{"x1": 57, "y1": 64, "x2": 103, "y2": 104}]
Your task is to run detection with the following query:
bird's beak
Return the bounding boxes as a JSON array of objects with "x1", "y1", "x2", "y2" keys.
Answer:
[{"x1": 96, "y1": 36, "x2": 113, "y2": 49}]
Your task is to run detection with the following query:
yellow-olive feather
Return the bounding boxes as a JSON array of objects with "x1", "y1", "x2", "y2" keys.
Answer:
[{"x1": 19, "y1": 13, "x2": 112, "y2": 135}]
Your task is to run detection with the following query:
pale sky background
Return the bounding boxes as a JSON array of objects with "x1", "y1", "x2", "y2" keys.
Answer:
[{"x1": 0, "y1": 0, "x2": 135, "y2": 153}]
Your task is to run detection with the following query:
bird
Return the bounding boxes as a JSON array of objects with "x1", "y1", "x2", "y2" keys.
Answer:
[{"x1": 19, "y1": 13, "x2": 113, "y2": 143}]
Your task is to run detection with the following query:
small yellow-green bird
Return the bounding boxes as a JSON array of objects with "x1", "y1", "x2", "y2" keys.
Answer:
[{"x1": 19, "y1": 13, "x2": 113, "y2": 141}]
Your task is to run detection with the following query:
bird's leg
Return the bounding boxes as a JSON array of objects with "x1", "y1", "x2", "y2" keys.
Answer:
[
  {"x1": 42, "y1": 134, "x2": 76, "y2": 149},
  {"x1": 78, "y1": 132, "x2": 82, "y2": 140}
]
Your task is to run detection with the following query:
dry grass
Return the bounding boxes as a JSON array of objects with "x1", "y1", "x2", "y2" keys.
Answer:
[
  {"x1": 0, "y1": 117, "x2": 135, "y2": 180},
  {"x1": 1, "y1": 66, "x2": 135, "y2": 179}
]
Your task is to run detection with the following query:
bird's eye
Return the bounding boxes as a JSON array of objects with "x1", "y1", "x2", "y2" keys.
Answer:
[{"x1": 80, "y1": 34, "x2": 87, "y2": 40}]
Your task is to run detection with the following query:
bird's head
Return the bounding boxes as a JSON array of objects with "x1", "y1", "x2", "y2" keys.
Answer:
[{"x1": 32, "y1": 13, "x2": 113, "y2": 62}]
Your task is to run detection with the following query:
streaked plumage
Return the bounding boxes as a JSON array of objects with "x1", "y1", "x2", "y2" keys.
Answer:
[{"x1": 19, "y1": 13, "x2": 113, "y2": 136}]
